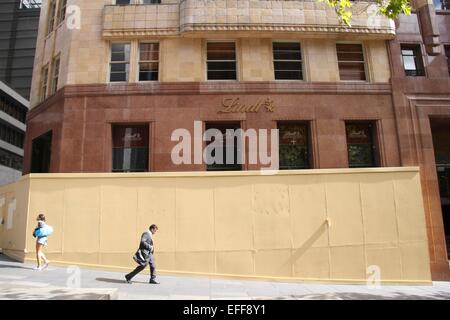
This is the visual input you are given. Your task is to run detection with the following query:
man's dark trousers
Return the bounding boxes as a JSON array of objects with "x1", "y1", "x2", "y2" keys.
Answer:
[{"x1": 126, "y1": 255, "x2": 156, "y2": 281}]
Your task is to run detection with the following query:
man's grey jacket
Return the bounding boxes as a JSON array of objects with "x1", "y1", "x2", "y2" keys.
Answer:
[{"x1": 133, "y1": 230, "x2": 154, "y2": 266}]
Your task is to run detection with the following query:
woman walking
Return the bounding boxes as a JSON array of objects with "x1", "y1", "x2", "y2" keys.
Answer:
[{"x1": 32, "y1": 214, "x2": 53, "y2": 270}]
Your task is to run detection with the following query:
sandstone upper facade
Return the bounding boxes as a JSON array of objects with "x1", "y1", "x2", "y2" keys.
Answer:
[{"x1": 30, "y1": 0, "x2": 397, "y2": 107}]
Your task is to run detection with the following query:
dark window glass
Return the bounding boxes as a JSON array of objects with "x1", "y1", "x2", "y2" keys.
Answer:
[
  {"x1": 112, "y1": 125, "x2": 149, "y2": 172},
  {"x1": 40, "y1": 65, "x2": 48, "y2": 102},
  {"x1": 30, "y1": 131, "x2": 52, "y2": 173},
  {"x1": 0, "y1": 123, "x2": 24, "y2": 148},
  {"x1": 19, "y1": 0, "x2": 42, "y2": 9},
  {"x1": 346, "y1": 122, "x2": 379, "y2": 168},
  {"x1": 0, "y1": 95, "x2": 27, "y2": 124},
  {"x1": 47, "y1": 0, "x2": 56, "y2": 35},
  {"x1": 0, "y1": 148, "x2": 23, "y2": 171},
  {"x1": 401, "y1": 44, "x2": 425, "y2": 76},
  {"x1": 143, "y1": 0, "x2": 161, "y2": 3},
  {"x1": 57, "y1": 0, "x2": 67, "y2": 25},
  {"x1": 445, "y1": 45, "x2": 450, "y2": 76},
  {"x1": 278, "y1": 122, "x2": 311, "y2": 169},
  {"x1": 207, "y1": 42, "x2": 237, "y2": 80},
  {"x1": 336, "y1": 43, "x2": 366, "y2": 81},
  {"x1": 50, "y1": 56, "x2": 60, "y2": 95},
  {"x1": 110, "y1": 43, "x2": 130, "y2": 82},
  {"x1": 115, "y1": 0, "x2": 131, "y2": 5},
  {"x1": 273, "y1": 42, "x2": 303, "y2": 80},
  {"x1": 139, "y1": 43, "x2": 159, "y2": 81},
  {"x1": 433, "y1": 0, "x2": 450, "y2": 10},
  {"x1": 205, "y1": 123, "x2": 242, "y2": 171}
]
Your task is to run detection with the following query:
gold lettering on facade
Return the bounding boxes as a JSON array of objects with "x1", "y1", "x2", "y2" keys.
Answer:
[{"x1": 219, "y1": 98, "x2": 276, "y2": 113}]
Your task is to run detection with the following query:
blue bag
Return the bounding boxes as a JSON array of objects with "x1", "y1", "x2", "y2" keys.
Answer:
[{"x1": 35, "y1": 225, "x2": 54, "y2": 237}]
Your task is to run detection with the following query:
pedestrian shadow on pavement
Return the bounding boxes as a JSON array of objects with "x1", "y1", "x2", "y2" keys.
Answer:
[
  {"x1": 96, "y1": 277, "x2": 150, "y2": 285},
  {"x1": 0, "y1": 264, "x2": 34, "y2": 270},
  {"x1": 96, "y1": 277, "x2": 128, "y2": 284}
]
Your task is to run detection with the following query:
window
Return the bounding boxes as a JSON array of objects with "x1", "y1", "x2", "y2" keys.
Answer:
[
  {"x1": 115, "y1": 0, "x2": 131, "y2": 5},
  {"x1": 30, "y1": 131, "x2": 52, "y2": 173},
  {"x1": 273, "y1": 42, "x2": 303, "y2": 80},
  {"x1": 57, "y1": 0, "x2": 67, "y2": 25},
  {"x1": 110, "y1": 43, "x2": 130, "y2": 82},
  {"x1": 345, "y1": 122, "x2": 379, "y2": 168},
  {"x1": 207, "y1": 42, "x2": 237, "y2": 80},
  {"x1": 401, "y1": 44, "x2": 425, "y2": 76},
  {"x1": 445, "y1": 45, "x2": 450, "y2": 76},
  {"x1": 143, "y1": 0, "x2": 161, "y2": 3},
  {"x1": 50, "y1": 56, "x2": 60, "y2": 95},
  {"x1": 19, "y1": 0, "x2": 42, "y2": 9},
  {"x1": 46, "y1": 0, "x2": 56, "y2": 35},
  {"x1": 278, "y1": 122, "x2": 311, "y2": 169},
  {"x1": 0, "y1": 95, "x2": 27, "y2": 123},
  {"x1": 0, "y1": 148, "x2": 23, "y2": 171},
  {"x1": 336, "y1": 43, "x2": 367, "y2": 81},
  {"x1": 112, "y1": 125, "x2": 149, "y2": 172},
  {"x1": 205, "y1": 122, "x2": 242, "y2": 171},
  {"x1": 139, "y1": 43, "x2": 159, "y2": 81},
  {"x1": 0, "y1": 123, "x2": 25, "y2": 148},
  {"x1": 39, "y1": 65, "x2": 49, "y2": 102},
  {"x1": 433, "y1": 0, "x2": 450, "y2": 10}
]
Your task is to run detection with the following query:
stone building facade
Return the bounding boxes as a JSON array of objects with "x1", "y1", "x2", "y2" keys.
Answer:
[{"x1": 24, "y1": 0, "x2": 450, "y2": 279}]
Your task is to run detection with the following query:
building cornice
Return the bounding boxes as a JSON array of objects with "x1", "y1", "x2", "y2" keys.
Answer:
[{"x1": 180, "y1": 23, "x2": 396, "y2": 38}]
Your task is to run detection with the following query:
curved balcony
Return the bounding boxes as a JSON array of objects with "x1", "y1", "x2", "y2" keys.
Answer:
[
  {"x1": 102, "y1": 0, "x2": 396, "y2": 40},
  {"x1": 102, "y1": 3, "x2": 180, "y2": 38}
]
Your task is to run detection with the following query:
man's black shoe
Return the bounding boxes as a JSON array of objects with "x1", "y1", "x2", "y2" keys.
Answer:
[{"x1": 149, "y1": 279, "x2": 159, "y2": 284}]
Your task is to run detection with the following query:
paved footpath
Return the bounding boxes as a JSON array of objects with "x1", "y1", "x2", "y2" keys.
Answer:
[{"x1": 0, "y1": 254, "x2": 450, "y2": 300}]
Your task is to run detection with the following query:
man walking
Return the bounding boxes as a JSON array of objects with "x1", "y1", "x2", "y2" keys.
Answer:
[{"x1": 125, "y1": 224, "x2": 159, "y2": 284}]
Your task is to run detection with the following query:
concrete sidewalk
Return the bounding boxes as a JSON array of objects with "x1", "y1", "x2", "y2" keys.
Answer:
[{"x1": 0, "y1": 254, "x2": 449, "y2": 300}]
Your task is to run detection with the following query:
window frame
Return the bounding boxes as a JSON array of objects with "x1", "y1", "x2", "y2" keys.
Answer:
[
  {"x1": 204, "y1": 121, "x2": 243, "y2": 171},
  {"x1": 114, "y1": 0, "x2": 132, "y2": 5},
  {"x1": 39, "y1": 64, "x2": 49, "y2": 102},
  {"x1": 108, "y1": 42, "x2": 131, "y2": 83},
  {"x1": 111, "y1": 123, "x2": 150, "y2": 173},
  {"x1": 30, "y1": 131, "x2": 53, "y2": 174},
  {"x1": 56, "y1": 0, "x2": 67, "y2": 26},
  {"x1": 444, "y1": 44, "x2": 450, "y2": 76},
  {"x1": 400, "y1": 43, "x2": 426, "y2": 77},
  {"x1": 137, "y1": 41, "x2": 160, "y2": 82},
  {"x1": 205, "y1": 40, "x2": 239, "y2": 81},
  {"x1": 0, "y1": 122, "x2": 25, "y2": 149},
  {"x1": 345, "y1": 121, "x2": 380, "y2": 168},
  {"x1": 50, "y1": 55, "x2": 61, "y2": 95},
  {"x1": 433, "y1": 0, "x2": 450, "y2": 11},
  {"x1": 277, "y1": 121, "x2": 312, "y2": 170},
  {"x1": 336, "y1": 42, "x2": 368, "y2": 82},
  {"x1": 272, "y1": 41, "x2": 305, "y2": 81},
  {"x1": 46, "y1": 0, "x2": 57, "y2": 35}
]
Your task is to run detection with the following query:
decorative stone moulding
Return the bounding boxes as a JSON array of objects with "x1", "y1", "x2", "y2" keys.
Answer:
[
  {"x1": 180, "y1": 23, "x2": 395, "y2": 37},
  {"x1": 102, "y1": 28, "x2": 180, "y2": 39},
  {"x1": 102, "y1": 1, "x2": 396, "y2": 39}
]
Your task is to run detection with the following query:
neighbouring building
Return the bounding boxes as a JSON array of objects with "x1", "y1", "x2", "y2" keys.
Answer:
[
  {"x1": 16, "y1": 0, "x2": 450, "y2": 281},
  {"x1": 0, "y1": 0, "x2": 41, "y2": 99},
  {"x1": 0, "y1": 80, "x2": 28, "y2": 185}
]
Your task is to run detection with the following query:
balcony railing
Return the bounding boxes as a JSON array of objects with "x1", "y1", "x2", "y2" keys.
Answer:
[{"x1": 102, "y1": 0, "x2": 396, "y2": 39}]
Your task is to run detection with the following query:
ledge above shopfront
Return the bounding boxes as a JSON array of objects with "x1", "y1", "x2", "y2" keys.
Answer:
[{"x1": 102, "y1": 0, "x2": 396, "y2": 40}]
